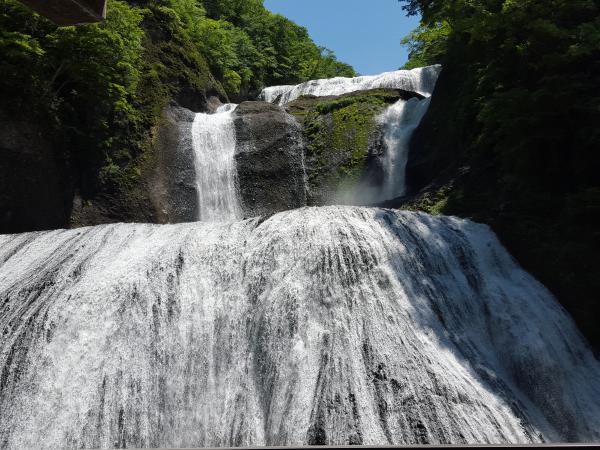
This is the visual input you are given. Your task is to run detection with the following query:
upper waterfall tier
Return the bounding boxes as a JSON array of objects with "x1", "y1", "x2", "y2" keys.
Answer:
[
  {"x1": 258, "y1": 65, "x2": 442, "y2": 105},
  {"x1": 379, "y1": 97, "x2": 433, "y2": 200},
  {"x1": 1, "y1": 206, "x2": 598, "y2": 448},
  {"x1": 192, "y1": 104, "x2": 241, "y2": 222}
]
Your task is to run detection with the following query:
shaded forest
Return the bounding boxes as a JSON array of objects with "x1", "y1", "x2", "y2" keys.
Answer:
[{"x1": 398, "y1": 0, "x2": 600, "y2": 350}]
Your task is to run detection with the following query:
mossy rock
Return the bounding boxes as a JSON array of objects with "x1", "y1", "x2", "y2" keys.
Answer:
[{"x1": 288, "y1": 89, "x2": 417, "y2": 205}]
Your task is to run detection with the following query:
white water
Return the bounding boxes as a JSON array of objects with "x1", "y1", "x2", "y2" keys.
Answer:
[
  {"x1": 1, "y1": 206, "x2": 599, "y2": 448},
  {"x1": 259, "y1": 65, "x2": 442, "y2": 105},
  {"x1": 192, "y1": 104, "x2": 241, "y2": 221},
  {"x1": 258, "y1": 66, "x2": 441, "y2": 204},
  {"x1": 379, "y1": 97, "x2": 432, "y2": 200}
]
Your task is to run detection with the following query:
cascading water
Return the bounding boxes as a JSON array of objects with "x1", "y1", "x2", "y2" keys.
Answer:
[
  {"x1": 379, "y1": 97, "x2": 432, "y2": 200},
  {"x1": 259, "y1": 66, "x2": 440, "y2": 204},
  {"x1": 1, "y1": 65, "x2": 599, "y2": 449},
  {"x1": 1, "y1": 206, "x2": 599, "y2": 448},
  {"x1": 192, "y1": 103, "x2": 241, "y2": 221},
  {"x1": 259, "y1": 65, "x2": 442, "y2": 105}
]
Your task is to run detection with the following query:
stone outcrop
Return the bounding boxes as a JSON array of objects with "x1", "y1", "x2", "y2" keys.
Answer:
[
  {"x1": 233, "y1": 101, "x2": 307, "y2": 217},
  {"x1": 70, "y1": 104, "x2": 199, "y2": 227},
  {"x1": 149, "y1": 104, "x2": 199, "y2": 223}
]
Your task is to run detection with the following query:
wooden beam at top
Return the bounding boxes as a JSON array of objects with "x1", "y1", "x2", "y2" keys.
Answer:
[{"x1": 18, "y1": 0, "x2": 107, "y2": 26}]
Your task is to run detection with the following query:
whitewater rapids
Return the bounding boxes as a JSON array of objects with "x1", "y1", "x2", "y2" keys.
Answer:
[
  {"x1": 259, "y1": 66, "x2": 441, "y2": 203},
  {"x1": 192, "y1": 103, "x2": 241, "y2": 222},
  {"x1": 1, "y1": 206, "x2": 599, "y2": 448},
  {"x1": 259, "y1": 65, "x2": 442, "y2": 105}
]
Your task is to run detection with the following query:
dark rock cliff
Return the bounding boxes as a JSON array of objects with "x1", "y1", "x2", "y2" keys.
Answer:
[
  {"x1": 0, "y1": 111, "x2": 72, "y2": 234},
  {"x1": 146, "y1": 104, "x2": 199, "y2": 224},
  {"x1": 233, "y1": 101, "x2": 307, "y2": 218},
  {"x1": 405, "y1": 66, "x2": 471, "y2": 194}
]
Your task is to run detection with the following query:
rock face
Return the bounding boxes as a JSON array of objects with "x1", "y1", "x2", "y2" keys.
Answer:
[
  {"x1": 286, "y1": 89, "x2": 416, "y2": 206},
  {"x1": 0, "y1": 111, "x2": 71, "y2": 234},
  {"x1": 149, "y1": 104, "x2": 199, "y2": 223},
  {"x1": 70, "y1": 104, "x2": 201, "y2": 227},
  {"x1": 233, "y1": 101, "x2": 307, "y2": 217},
  {"x1": 68, "y1": 176, "x2": 158, "y2": 228},
  {"x1": 405, "y1": 67, "x2": 463, "y2": 194}
]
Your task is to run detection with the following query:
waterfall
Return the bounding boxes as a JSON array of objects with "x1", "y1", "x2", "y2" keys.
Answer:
[
  {"x1": 259, "y1": 66, "x2": 440, "y2": 204},
  {"x1": 379, "y1": 97, "x2": 432, "y2": 200},
  {"x1": 258, "y1": 65, "x2": 441, "y2": 105},
  {"x1": 1, "y1": 206, "x2": 599, "y2": 448},
  {"x1": 192, "y1": 104, "x2": 241, "y2": 221}
]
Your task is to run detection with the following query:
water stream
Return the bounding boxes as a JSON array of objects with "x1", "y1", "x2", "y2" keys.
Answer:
[
  {"x1": 1, "y1": 66, "x2": 598, "y2": 448},
  {"x1": 1, "y1": 207, "x2": 598, "y2": 447},
  {"x1": 192, "y1": 104, "x2": 241, "y2": 221}
]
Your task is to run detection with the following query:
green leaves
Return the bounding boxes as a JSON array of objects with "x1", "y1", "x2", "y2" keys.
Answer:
[
  {"x1": 0, "y1": 0, "x2": 355, "y2": 195},
  {"x1": 196, "y1": 0, "x2": 355, "y2": 94},
  {"x1": 401, "y1": 20, "x2": 451, "y2": 68},
  {"x1": 0, "y1": 30, "x2": 44, "y2": 56},
  {"x1": 397, "y1": 0, "x2": 600, "y2": 347}
]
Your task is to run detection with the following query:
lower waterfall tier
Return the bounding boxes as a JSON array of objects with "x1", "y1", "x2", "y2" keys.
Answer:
[{"x1": 0, "y1": 206, "x2": 598, "y2": 448}]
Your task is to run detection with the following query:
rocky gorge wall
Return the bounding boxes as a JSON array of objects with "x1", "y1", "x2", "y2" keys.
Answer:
[
  {"x1": 0, "y1": 91, "x2": 392, "y2": 232},
  {"x1": 69, "y1": 87, "x2": 421, "y2": 225},
  {"x1": 0, "y1": 66, "x2": 436, "y2": 233}
]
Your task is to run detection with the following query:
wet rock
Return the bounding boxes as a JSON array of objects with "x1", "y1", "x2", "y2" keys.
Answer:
[
  {"x1": 149, "y1": 104, "x2": 199, "y2": 223},
  {"x1": 233, "y1": 101, "x2": 307, "y2": 217}
]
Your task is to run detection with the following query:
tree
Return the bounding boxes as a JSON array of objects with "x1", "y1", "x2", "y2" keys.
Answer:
[{"x1": 397, "y1": 0, "x2": 600, "y2": 349}]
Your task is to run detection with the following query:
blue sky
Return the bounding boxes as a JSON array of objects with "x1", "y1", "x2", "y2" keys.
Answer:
[{"x1": 263, "y1": 0, "x2": 420, "y2": 76}]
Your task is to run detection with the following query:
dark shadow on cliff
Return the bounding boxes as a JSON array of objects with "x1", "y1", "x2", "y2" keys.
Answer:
[{"x1": 395, "y1": 61, "x2": 600, "y2": 355}]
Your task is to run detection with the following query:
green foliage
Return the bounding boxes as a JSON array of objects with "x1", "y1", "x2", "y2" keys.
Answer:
[
  {"x1": 165, "y1": 0, "x2": 206, "y2": 38},
  {"x1": 1, "y1": 0, "x2": 354, "y2": 203},
  {"x1": 0, "y1": 0, "x2": 148, "y2": 190},
  {"x1": 401, "y1": 20, "x2": 451, "y2": 69},
  {"x1": 195, "y1": 17, "x2": 258, "y2": 94},
  {"x1": 196, "y1": 0, "x2": 355, "y2": 96},
  {"x1": 398, "y1": 0, "x2": 600, "y2": 349}
]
